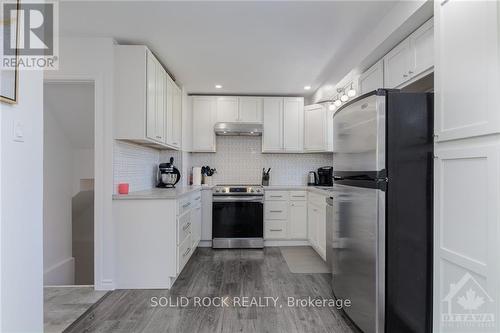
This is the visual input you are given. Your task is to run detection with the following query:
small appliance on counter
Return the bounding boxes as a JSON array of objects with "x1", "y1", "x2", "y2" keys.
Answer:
[
  {"x1": 261, "y1": 168, "x2": 270, "y2": 186},
  {"x1": 307, "y1": 171, "x2": 317, "y2": 186},
  {"x1": 157, "y1": 157, "x2": 181, "y2": 188},
  {"x1": 317, "y1": 166, "x2": 333, "y2": 186},
  {"x1": 192, "y1": 167, "x2": 202, "y2": 186}
]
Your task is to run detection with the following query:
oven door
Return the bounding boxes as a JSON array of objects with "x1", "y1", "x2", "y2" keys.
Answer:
[{"x1": 212, "y1": 196, "x2": 264, "y2": 248}]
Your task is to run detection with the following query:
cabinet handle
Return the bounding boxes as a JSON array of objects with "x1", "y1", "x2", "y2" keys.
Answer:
[
  {"x1": 182, "y1": 202, "x2": 191, "y2": 208},
  {"x1": 270, "y1": 229, "x2": 283, "y2": 232},
  {"x1": 292, "y1": 195, "x2": 305, "y2": 198},
  {"x1": 269, "y1": 210, "x2": 283, "y2": 213},
  {"x1": 270, "y1": 195, "x2": 283, "y2": 198},
  {"x1": 183, "y1": 247, "x2": 191, "y2": 257},
  {"x1": 183, "y1": 222, "x2": 191, "y2": 231},
  {"x1": 195, "y1": 196, "x2": 201, "y2": 201},
  {"x1": 156, "y1": 136, "x2": 162, "y2": 139},
  {"x1": 403, "y1": 74, "x2": 408, "y2": 78},
  {"x1": 408, "y1": 70, "x2": 414, "y2": 74}
]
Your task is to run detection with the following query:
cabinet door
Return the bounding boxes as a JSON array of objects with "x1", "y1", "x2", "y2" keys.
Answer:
[
  {"x1": 192, "y1": 205, "x2": 202, "y2": 247},
  {"x1": 435, "y1": 0, "x2": 500, "y2": 141},
  {"x1": 172, "y1": 84, "x2": 182, "y2": 148},
  {"x1": 326, "y1": 108, "x2": 334, "y2": 152},
  {"x1": 283, "y1": 97, "x2": 304, "y2": 151},
  {"x1": 155, "y1": 66, "x2": 166, "y2": 143},
  {"x1": 410, "y1": 18, "x2": 434, "y2": 76},
  {"x1": 383, "y1": 39, "x2": 412, "y2": 88},
  {"x1": 359, "y1": 60, "x2": 384, "y2": 95},
  {"x1": 146, "y1": 52, "x2": 158, "y2": 141},
  {"x1": 262, "y1": 97, "x2": 283, "y2": 151},
  {"x1": 192, "y1": 96, "x2": 216, "y2": 152},
  {"x1": 316, "y1": 205, "x2": 326, "y2": 260},
  {"x1": 304, "y1": 104, "x2": 326, "y2": 151},
  {"x1": 238, "y1": 97, "x2": 263, "y2": 123},
  {"x1": 307, "y1": 203, "x2": 317, "y2": 247},
  {"x1": 216, "y1": 96, "x2": 238, "y2": 122},
  {"x1": 165, "y1": 76, "x2": 174, "y2": 145},
  {"x1": 289, "y1": 201, "x2": 307, "y2": 239}
]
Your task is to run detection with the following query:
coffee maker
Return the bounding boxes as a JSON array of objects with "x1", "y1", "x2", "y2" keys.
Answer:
[
  {"x1": 157, "y1": 157, "x2": 181, "y2": 188},
  {"x1": 317, "y1": 166, "x2": 333, "y2": 186}
]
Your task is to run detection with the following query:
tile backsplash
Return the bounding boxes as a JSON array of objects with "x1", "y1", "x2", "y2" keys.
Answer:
[{"x1": 190, "y1": 136, "x2": 332, "y2": 185}]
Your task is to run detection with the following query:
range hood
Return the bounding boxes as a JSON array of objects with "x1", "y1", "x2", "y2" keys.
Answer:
[{"x1": 214, "y1": 122, "x2": 263, "y2": 136}]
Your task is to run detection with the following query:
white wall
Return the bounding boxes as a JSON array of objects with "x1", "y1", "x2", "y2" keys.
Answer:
[
  {"x1": 0, "y1": 71, "x2": 44, "y2": 331},
  {"x1": 73, "y1": 148, "x2": 94, "y2": 196},
  {"x1": 43, "y1": 108, "x2": 74, "y2": 285},
  {"x1": 45, "y1": 37, "x2": 115, "y2": 290}
]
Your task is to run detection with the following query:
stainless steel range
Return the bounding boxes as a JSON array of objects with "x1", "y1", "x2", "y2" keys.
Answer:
[{"x1": 212, "y1": 185, "x2": 264, "y2": 249}]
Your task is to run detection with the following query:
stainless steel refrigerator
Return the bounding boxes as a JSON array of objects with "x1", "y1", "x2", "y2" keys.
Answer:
[{"x1": 329, "y1": 90, "x2": 433, "y2": 333}]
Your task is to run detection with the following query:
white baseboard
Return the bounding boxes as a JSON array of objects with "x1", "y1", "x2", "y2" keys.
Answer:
[
  {"x1": 44, "y1": 257, "x2": 75, "y2": 285},
  {"x1": 264, "y1": 240, "x2": 310, "y2": 247},
  {"x1": 198, "y1": 240, "x2": 212, "y2": 247},
  {"x1": 96, "y1": 279, "x2": 115, "y2": 291}
]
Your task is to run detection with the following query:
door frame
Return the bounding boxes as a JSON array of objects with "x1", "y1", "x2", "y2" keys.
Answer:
[{"x1": 44, "y1": 74, "x2": 108, "y2": 290}]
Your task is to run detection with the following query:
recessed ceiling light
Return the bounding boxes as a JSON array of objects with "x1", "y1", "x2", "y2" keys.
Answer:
[
  {"x1": 304, "y1": 85, "x2": 311, "y2": 90},
  {"x1": 215, "y1": 84, "x2": 223, "y2": 89}
]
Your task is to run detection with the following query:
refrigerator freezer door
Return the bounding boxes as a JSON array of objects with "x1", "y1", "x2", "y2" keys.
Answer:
[
  {"x1": 332, "y1": 184, "x2": 385, "y2": 333},
  {"x1": 332, "y1": 93, "x2": 386, "y2": 173}
]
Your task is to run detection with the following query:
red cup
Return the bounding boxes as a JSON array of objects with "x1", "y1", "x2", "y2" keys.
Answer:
[{"x1": 118, "y1": 183, "x2": 129, "y2": 194}]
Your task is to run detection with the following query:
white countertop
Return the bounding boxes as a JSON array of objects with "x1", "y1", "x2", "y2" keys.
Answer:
[
  {"x1": 113, "y1": 186, "x2": 202, "y2": 200},
  {"x1": 264, "y1": 185, "x2": 334, "y2": 196}
]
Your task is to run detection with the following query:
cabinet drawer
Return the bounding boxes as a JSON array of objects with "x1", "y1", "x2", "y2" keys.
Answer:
[
  {"x1": 264, "y1": 201, "x2": 288, "y2": 220},
  {"x1": 265, "y1": 191, "x2": 288, "y2": 201},
  {"x1": 192, "y1": 192, "x2": 202, "y2": 208},
  {"x1": 264, "y1": 220, "x2": 287, "y2": 239},
  {"x1": 177, "y1": 212, "x2": 191, "y2": 245},
  {"x1": 178, "y1": 234, "x2": 193, "y2": 273},
  {"x1": 308, "y1": 192, "x2": 326, "y2": 206},
  {"x1": 289, "y1": 191, "x2": 307, "y2": 201},
  {"x1": 178, "y1": 197, "x2": 193, "y2": 215}
]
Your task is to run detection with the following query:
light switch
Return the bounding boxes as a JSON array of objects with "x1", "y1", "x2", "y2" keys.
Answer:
[{"x1": 13, "y1": 120, "x2": 25, "y2": 142}]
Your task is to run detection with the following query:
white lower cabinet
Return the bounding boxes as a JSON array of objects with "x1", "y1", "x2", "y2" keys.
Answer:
[
  {"x1": 264, "y1": 190, "x2": 306, "y2": 240},
  {"x1": 307, "y1": 192, "x2": 327, "y2": 260},
  {"x1": 113, "y1": 190, "x2": 201, "y2": 289},
  {"x1": 289, "y1": 200, "x2": 307, "y2": 239}
]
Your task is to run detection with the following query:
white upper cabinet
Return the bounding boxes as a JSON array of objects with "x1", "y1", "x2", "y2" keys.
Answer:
[
  {"x1": 192, "y1": 96, "x2": 217, "y2": 152},
  {"x1": 435, "y1": 0, "x2": 500, "y2": 141},
  {"x1": 114, "y1": 45, "x2": 181, "y2": 150},
  {"x1": 238, "y1": 97, "x2": 263, "y2": 122},
  {"x1": 169, "y1": 82, "x2": 182, "y2": 148},
  {"x1": 283, "y1": 97, "x2": 304, "y2": 152},
  {"x1": 359, "y1": 60, "x2": 384, "y2": 95},
  {"x1": 262, "y1": 97, "x2": 283, "y2": 151},
  {"x1": 326, "y1": 108, "x2": 334, "y2": 152},
  {"x1": 411, "y1": 19, "x2": 434, "y2": 75},
  {"x1": 216, "y1": 96, "x2": 238, "y2": 122},
  {"x1": 384, "y1": 18, "x2": 434, "y2": 89},
  {"x1": 304, "y1": 104, "x2": 327, "y2": 152},
  {"x1": 384, "y1": 39, "x2": 412, "y2": 88},
  {"x1": 262, "y1": 97, "x2": 304, "y2": 153}
]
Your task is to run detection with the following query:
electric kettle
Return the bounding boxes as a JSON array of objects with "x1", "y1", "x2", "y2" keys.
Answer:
[
  {"x1": 157, "y1": 157, "x2": 181, "y2": 188},
  {"x1": 308, "y1": 171, "x2": 317, "y2": 186}
]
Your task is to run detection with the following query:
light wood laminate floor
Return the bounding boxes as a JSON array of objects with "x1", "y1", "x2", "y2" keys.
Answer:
[{"x1": 66, "y1": 248, "x2": 358, "y2": 333}]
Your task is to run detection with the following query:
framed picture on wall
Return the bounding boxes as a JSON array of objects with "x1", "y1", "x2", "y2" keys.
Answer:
[{"x1": 0, "y1": 0, "x2": 20, "y2": 104}]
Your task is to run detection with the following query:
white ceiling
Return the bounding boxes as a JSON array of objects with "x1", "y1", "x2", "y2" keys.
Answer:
[
  {"x1": 44, "y1": 82, "x2": 95, "y2": 149},
  {"x1": 59, "y1": 1, "x2": 399, "y2": 96}
]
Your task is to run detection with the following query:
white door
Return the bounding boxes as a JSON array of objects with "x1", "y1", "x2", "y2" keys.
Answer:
[
  {"x1": 146, "y1": 52, "x2": 157, "y2": 141},
  {"x1": 289, "y1": 201, "x2": 307, "y2": 239},
  {"x1": 304, "y1": 104, "x2": 326, "y2": 152},
  {"x1": 359, "y1": 60, "x2": 384, "y2": 95},
  {"x1": 383, "y1": 39, "x2": 412, "y2": 88},
  {"x1": 238, "y1": 97, "x2": 263, "y2": 123},
  {"x1": 435, "y1": 0, "x2": 500, "y2": 141},
  {"x1": 410, "y1": 18, "x2": 434, "y2": 77},
  {"x1": 165, "y1": 76, "x2": 174, "y2": 145},
  {"x1": 216, "y1": 96, "x2": 238, "y2": 122},
  {"x1": 192, "y1": 96, "x2": 216, "y2": 152},
  {"x1": 262, "y1": 97, "x2": 283, "y2": 151},
  {"x1": 155, "y1": 65, "x2": 166, "y2": 143},
  {"x1": 172, "y1": 84, "x2": 182, "y2": 148},
  {"x1": 283, "y1": 97, "x2": 304, "y2": 152}
]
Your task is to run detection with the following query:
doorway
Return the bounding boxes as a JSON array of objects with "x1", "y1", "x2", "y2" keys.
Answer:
[{"x1": 42, "y1": 81, "x2": 106, "y2": 332}]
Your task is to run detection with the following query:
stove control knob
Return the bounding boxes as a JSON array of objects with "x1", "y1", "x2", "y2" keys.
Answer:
[
  {"x1": 222, "y1": 189, "x2": 226, "y2": 193},
  {"x1": 250, "y1": 189, "x2": 255, "y2": 193},
  {"x1": 215, "y1": 189, "x2": 220, "y2": 193}
]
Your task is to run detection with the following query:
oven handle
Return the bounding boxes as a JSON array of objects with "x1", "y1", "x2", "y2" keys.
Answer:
[{"x1": 213, "y1": 196, "x2": 264, "y2": 203}]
